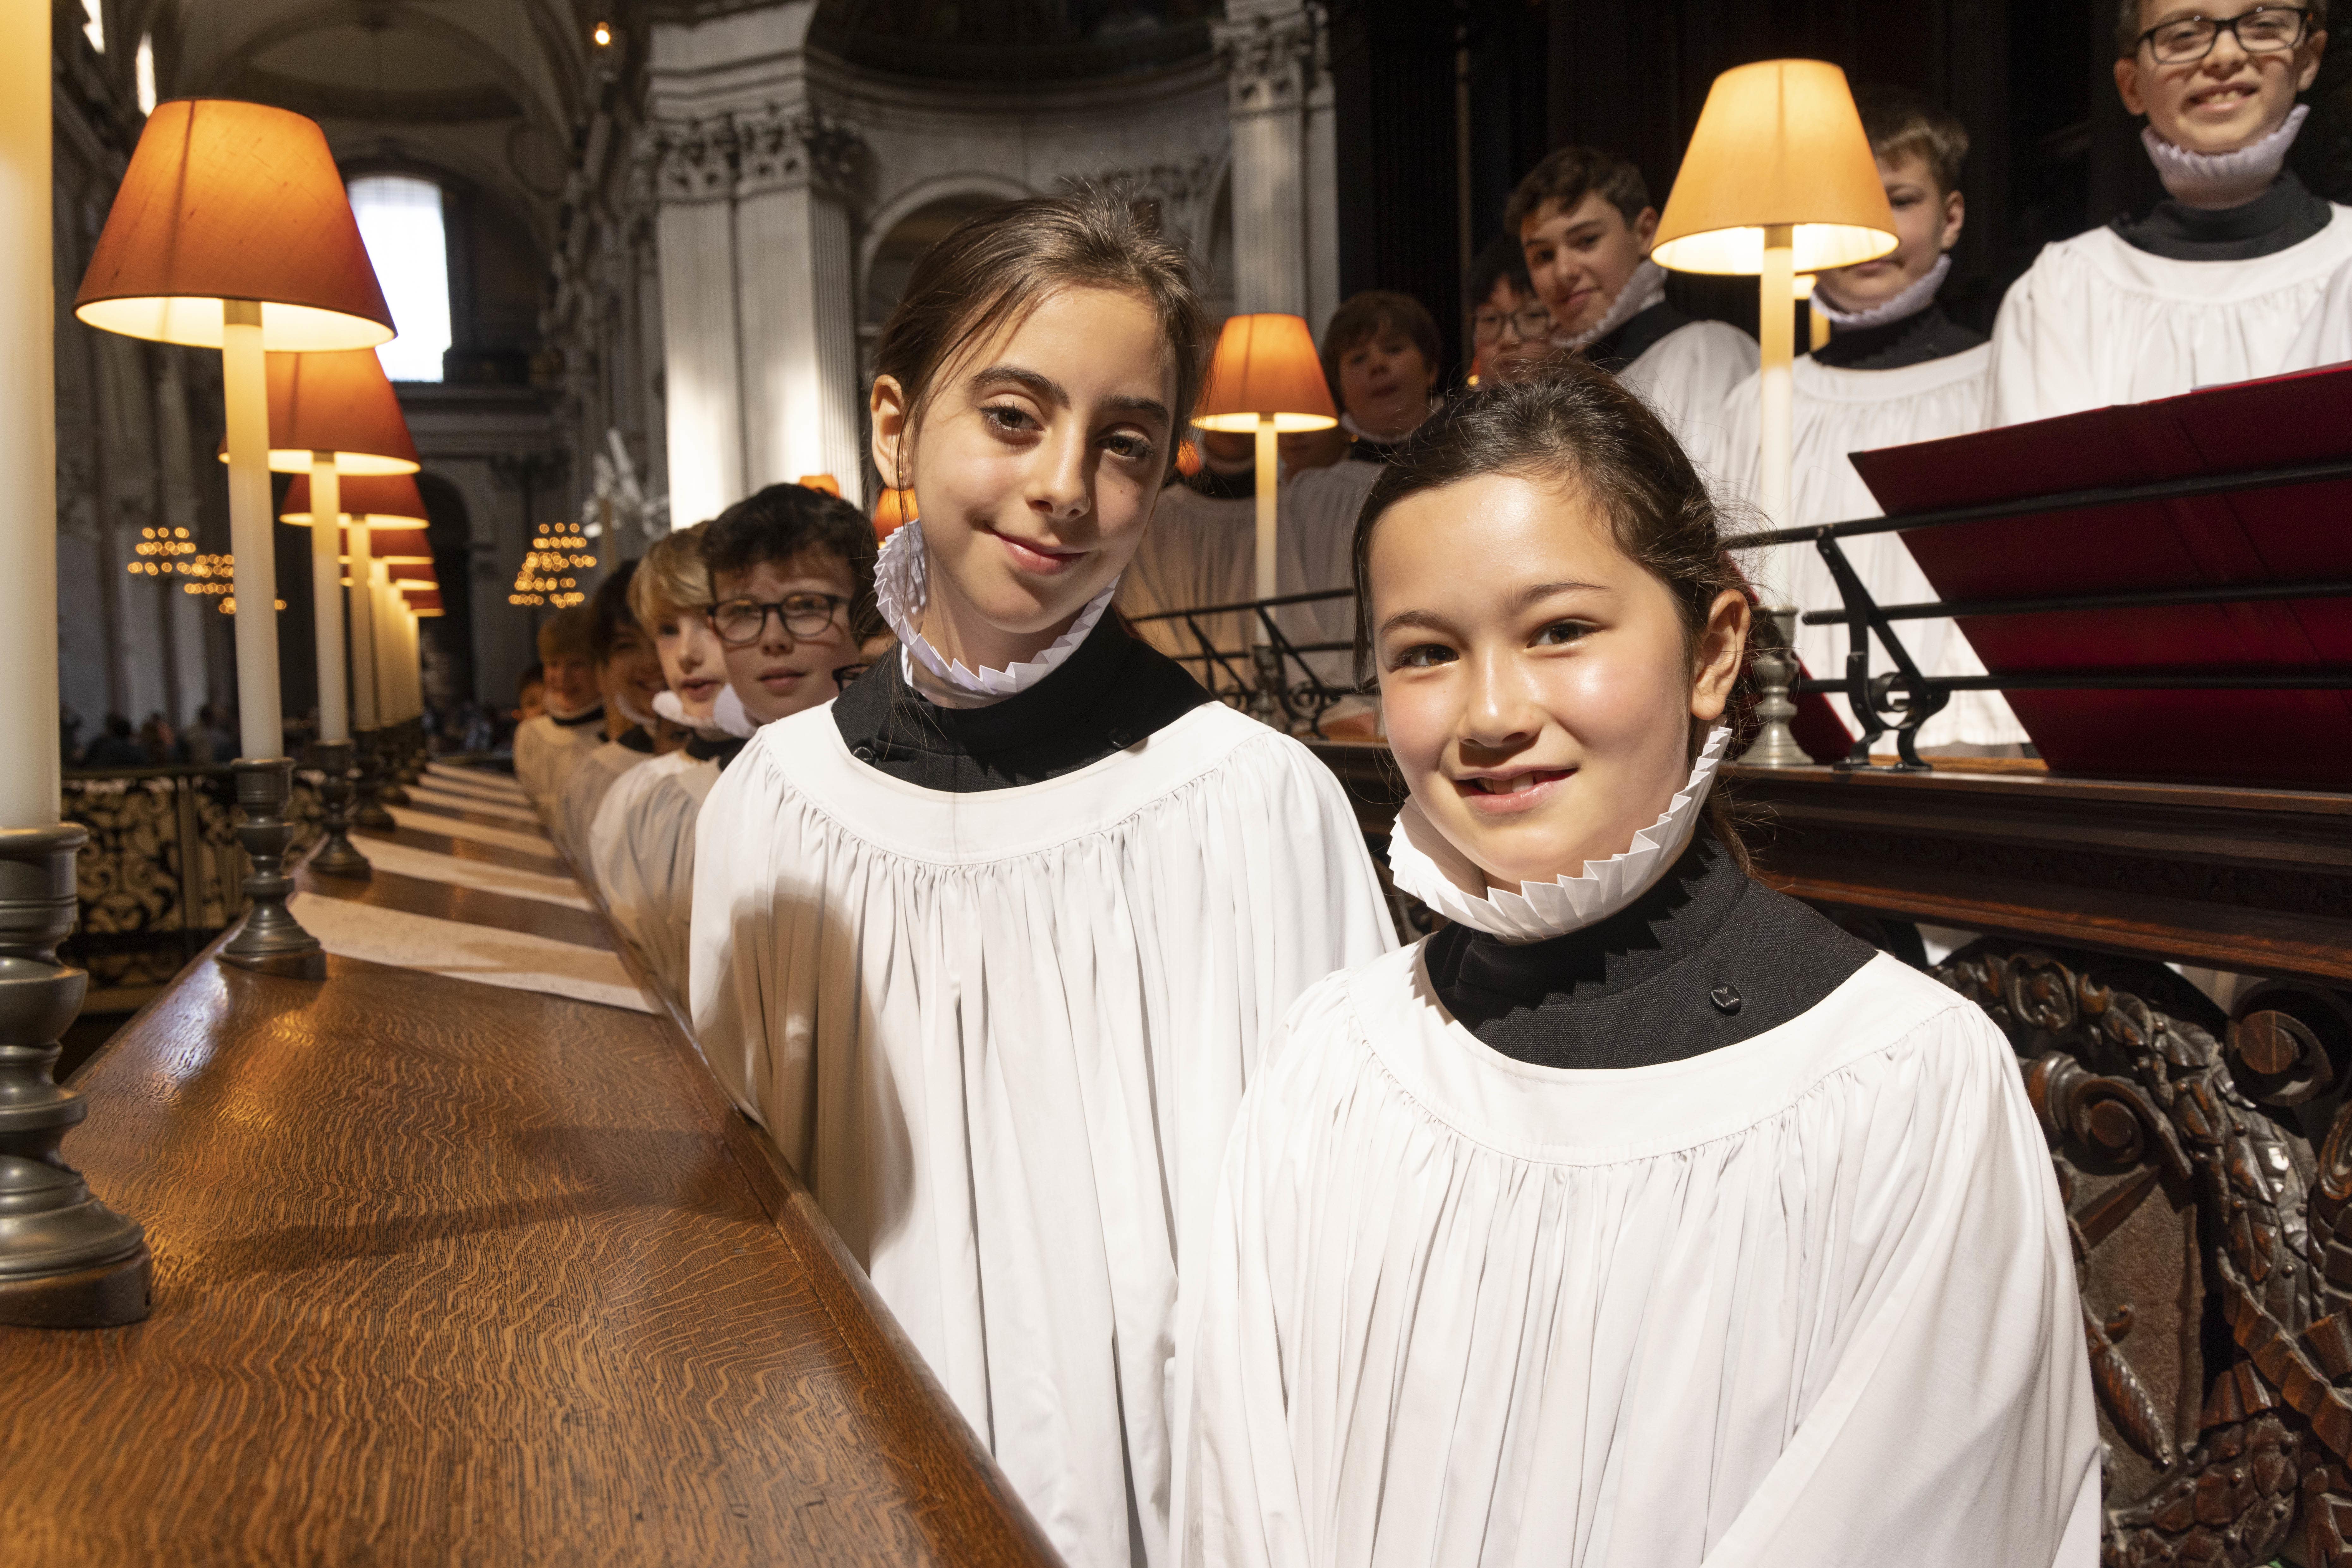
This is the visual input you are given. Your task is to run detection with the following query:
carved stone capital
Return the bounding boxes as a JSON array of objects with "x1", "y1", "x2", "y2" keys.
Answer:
[
  {"x1": 638, "y1": 118, "x2": 737, "y2": 206},
  {"x1": 733, "y1": 106, "x2": 865, "y2": 203},
  {"x1": 1212, "y1": 9, "x2": 1318, "y2": 118}
]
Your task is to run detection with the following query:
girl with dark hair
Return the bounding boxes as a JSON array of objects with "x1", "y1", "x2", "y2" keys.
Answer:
[
  {"x1": 1177, "y1": 363, "x2": 2098, "y2": 1568},
  {"x1": 689, "y1": 186, "x2": 1395, "y2": 1568}
]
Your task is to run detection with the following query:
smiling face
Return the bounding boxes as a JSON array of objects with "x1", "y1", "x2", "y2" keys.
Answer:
[
  {"x1": 1336, "y1": 323, "x2": 1437, "y2": 440},
  {"x1": 1369, "y1": 472, "x2": 1747, "y2": 892},
  {"x1": 711, "y1": 551, "x2": 859, "y2": 725},
  {"x1": 870, "y1": 284, "x2": 1174, "y2": 676},
  {"x1": 1519, "y1": 193, "x2": 1660, "y2": 338},
  {"x1": 648, "y1": 599, "x2": 726, "y2": 723},
  {"x1": 2117, "y1": 1, "x2": 2325, "y2": 154},
  {"x1": 1816, "y1": 150, "x2": 1965, "y2": 313},
  {"x1": 597, "y1": 621, "x2": 669, "y2": 728},
  {"x1": 540, "y1": 652, "x2": 597, "y2": 716}
]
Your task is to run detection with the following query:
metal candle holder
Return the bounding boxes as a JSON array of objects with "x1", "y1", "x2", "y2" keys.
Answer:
[
  {"x1": 351, "y1": 725, "x2": 395, "y2": 831},
  {"x1": 1741, "y1": 607, "x2": 1811, "y2": 767},
  {"x1": 219, "y1": 757, "x2": 327, "y2": 980},
  {"x1": 306, "y1": 738, "x2": 371, "y2": 880},
  {"x1": 0, "y1": 824, "x2": 152, "y2": 1328},
  {"x1": 1249, "y1": 642, "x2": 1286, "y2": 730}
]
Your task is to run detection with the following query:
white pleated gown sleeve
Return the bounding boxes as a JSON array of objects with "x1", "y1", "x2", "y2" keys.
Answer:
[
  {"x1": 1119, "y1": 484, "x2": 1257, "y2": 668},
  {"x1": 553, "y1": 740, "x2": 647, "y2": 873},
  {"x1": 689, "y1": 698, "x2": 1398, "y2": 1568},
  {"x1": 1987, "y1": 215, "x2": 2352, "y2": 426},
  {"x1": 512, "y1": 713, "x2": 600, "y2": 818},
  {"x1": 1180, "y1": 946, "x2": 2100, "y2": 1568},
  {"x1": 586, "y1": 749, "x2": 717, "y2": 999},
  {"x1": 1718, "y1": 348, "x2": 2025, "y2": 747},
  {"x1": 2284, "y1": 251, "x2": 2352, "y2": 371},
  {"x1": 1618, "y1": 318, "x2": 1759, "y2": 492},
  {"x1": 1275, "y1": 462, "x2": 1381, "y2": 699}
]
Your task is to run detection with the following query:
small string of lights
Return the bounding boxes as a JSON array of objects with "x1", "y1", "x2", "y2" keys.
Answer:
[
  {"x1": 508, "y1": 519, "x2": 596, "y2": 608},
  {"x1": 123, "y1": 532, "x2": 281, "y2": 612}
]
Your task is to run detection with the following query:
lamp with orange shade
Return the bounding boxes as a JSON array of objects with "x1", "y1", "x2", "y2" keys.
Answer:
[
  {"x1": 74, "y1": 98, "x2": 395, "y2": 981},
  {"x1": 1651, "y1": 60, "x2": 1893, "y2": 542},
  {"x1": 874, "y1": 484, "x2": 917, "y2": 542},
  {"x1": 0, "y1": 3, "x2": 152, "y2": 1331},
  {"x1": 1192, "y1": 313, "x2": 1338, "y2": 607}
]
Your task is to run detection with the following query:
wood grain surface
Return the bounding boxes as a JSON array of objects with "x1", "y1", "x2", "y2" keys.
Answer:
[
  {"x1": 361, "y1": 821, "x2": 571, "y2": 878},
  {"x1": 0, "y1": 780, "x2": 1063, "y2": 1566}
]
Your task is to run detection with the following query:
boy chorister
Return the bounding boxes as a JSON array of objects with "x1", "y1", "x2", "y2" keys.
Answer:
[
  {"x1": 1509, "y1": 146, "x2": 1757, "y2": 463},
  {"x1": 510, "y1": 606, "x2": 602, "y2": 816},
  {"x1": 1990, "y1": 0, "x2": 2347, "y2": 422},
  {"x1": 1719, "y1": 86, "x2": 2026, "y2": 750},
  {"x1": 551, "y1": 562, "x2": 667, "y2": 867}
]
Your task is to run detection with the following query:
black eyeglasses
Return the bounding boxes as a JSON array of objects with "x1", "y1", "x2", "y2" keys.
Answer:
[
  {"x1": 710, "y1": 593, "x2": 849, "y2": 646},
  {"x1": 1472, "y1": 305, "x2": 1556, "y2": 344},
  {"x1": 2137, "y1": 5, "x2": 2309, "y2": 63}
]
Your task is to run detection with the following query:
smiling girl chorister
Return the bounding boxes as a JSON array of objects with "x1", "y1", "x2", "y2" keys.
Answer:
[
  {"x1": 1176, "y1": 363, "x2": 2098, "y2": 1568},
  {"x1": 688, "y1": 188, "x2": 1396, "y2": 1568}
]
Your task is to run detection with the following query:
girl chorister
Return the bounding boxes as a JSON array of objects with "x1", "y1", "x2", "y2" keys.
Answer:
[
  {"x1": 689, "y1": 188, "x2": 1397, "y2": 1568},
  {"x1": 1177, "y1": 365, "x2": 2098, "y2": 1568}
]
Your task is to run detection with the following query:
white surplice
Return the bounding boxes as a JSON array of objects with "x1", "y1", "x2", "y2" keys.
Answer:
[
  {"x1": 1719, "y1": 347, "x2": 2025, "y2": 747},
  {"x1": 1179, "y1": 944, "x2": 2101, "y2": 1568},
  {"x1": 1987, "y1": 214, "x2": 2352, "y2": 427},
  {"x1": 2283, "y1": 251, "x2": 2352, "y2": 371},
  {"x1": 689, "y1": 697, "x2": 1397, "y2": 1568},
  {"x1": 553, "y1": 738, "x2": 648, "y2": 872},
  {"x1": 512, "y1": 712, "x2": 601, "y2": 817},
  {"x1": 1619, "y1": 318, "x2": 1758, "y2": 487},
  {"x1": 585, "y1": 748, "x2": 718, "y2": 1001}
]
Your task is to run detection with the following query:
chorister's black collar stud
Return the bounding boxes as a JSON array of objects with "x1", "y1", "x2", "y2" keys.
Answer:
[{"x1": 1709, "y1": 983, "x2": 1743, "y2": 1015}]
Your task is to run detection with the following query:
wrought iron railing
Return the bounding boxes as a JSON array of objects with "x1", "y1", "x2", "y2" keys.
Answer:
[
  {"x1": 1745, "y1": 457, "x2": 2352, "y2": 769},
  {"x1": 1126, "y1": 587, "x2": 1365, "y2": 737},
  {"x1": 61, "y1": 764, "x2": 323, "y2": 1001}
]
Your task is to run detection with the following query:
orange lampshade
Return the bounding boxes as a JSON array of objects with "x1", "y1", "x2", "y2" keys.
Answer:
[
  {"x1": 74, "y1": 100, "x2": 396, "y2": 351},
  {"x1": 282, "y1": 471, "x2": 428, "y2": 527},
  {"x1": 339, "y1": 527, "x2": 432, "y2": 565},
  {"x1": 379, "y1": 560, "x2": 437, "y2": 584},
  {"x1": 1651, "y1": 61, "x2": 1897, "y2": 275},
  {"x1": 404, "y1": 590, "x2": 445, "y2": 617},
  {"x1": 223, "y1": 350, "x2": 419, "y2": 475},
  {"x1": 1192, "y1": 313, "x2": 1338, "y2": 433},
  {"x1": 874, "y1": 486, "x2": 916, "y2": 541},
  {"x1": 798, "y1": 474, "x2": 841, "y2": 497}
]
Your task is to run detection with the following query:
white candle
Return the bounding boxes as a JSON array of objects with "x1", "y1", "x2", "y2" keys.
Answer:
[
  {"x1": 0, "y1": 5, "x2": 58, "y2": 825},
  {"x1": 221, "y1": 300, "x2": 282, "y2": 760},
  {"x1": 308, "y1": 457, "x2": 348, "y2": 744},
  {"x1": 1252, "y1": 412, "x2": 1278, "y2": 644},
  {"x1": 1756, "y1": 224, "x2": 1795, "y2": 535},
  {"x1": 347, "y1": 522, "x2": 377, "y2": 729}
]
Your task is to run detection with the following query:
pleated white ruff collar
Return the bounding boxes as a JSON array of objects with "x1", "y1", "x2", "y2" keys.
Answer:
[
  {"x1": 1812, "y1": 253, "x2": 1951, "y2": 331},
  {"x1": 653, "y1": 684, "x2": 755, "y2": 739},
  {"x1": 1386, "y1": 726, "x2": 1732, "y2": 943},
  {"x1": 1558, "y1": 261, "x2": 1669, "y2": 352},
  {"x1": 876, "y1": 519, "x2": 1118, "y2": 701},
  {"x1": 2143, "y1": 104, "x2": 2307, "y2": 209}
]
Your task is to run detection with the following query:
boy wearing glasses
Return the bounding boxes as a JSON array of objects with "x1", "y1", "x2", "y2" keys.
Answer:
[
  {"x1": 1509, "y1": 145, "x2": 1757, "y2": 461},
  {"x1": 1990, "y1": 0, "x2": 2343, "y2": 423},
  {"x1": 1465, "y1": 236, "x2": 1551, "y2": 386},
  {"x1": 1722, "y1": 87, "x2": 2025, "y2": 750},
  {"x1": 704, "y1": 481, "x2": 877, "y2": 731}
]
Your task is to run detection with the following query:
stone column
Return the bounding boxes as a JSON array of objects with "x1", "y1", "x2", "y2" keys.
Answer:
[
  {"x1": 644, "y1": 118, "x2": 746, "y2": 530},
  {"x1": 734, "y1": 108, "x2": 865, "y2": 497},
  {"x1": 1215, "y1": 3, "x2": 1320, "y2": 318}
]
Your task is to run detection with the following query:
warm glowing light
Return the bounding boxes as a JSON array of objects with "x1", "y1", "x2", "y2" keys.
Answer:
[
  {"x1": 592, "y1": 20, "x2": 614, "y2": 47},
  {"x1": 510, "y1": 520, "x2": 596, "y2": 608}
]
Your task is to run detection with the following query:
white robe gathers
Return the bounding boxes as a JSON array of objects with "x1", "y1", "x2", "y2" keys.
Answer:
[
  {"x1": 512, "y1": 711, "x2": 601, "y2": 816},
  {"x1": 586, "y1": 748, "x2": 718, "y2": 1000},
  {"x1": 2284, "y1": 251, "x2": 2352, "y2": 371},
  {"x1": 553, "y1": 737, "x2": 649, "y2": 871},
  {"x1": 1987, "y1": 213, "x2": 2352, "y2": 426},
  {"x1": 1618, "y1": 319, "x2": 1757, "y2": 484},
  {"x1": 1179, "y1": 944, "x2": 2100, "y2": 1568},
  {"x1": 690, "y1": 697, "x2": 1397, "y2": 1568},
  {"x1": 1719, "y1": 348, "x2": 2026, "y2": 747}
]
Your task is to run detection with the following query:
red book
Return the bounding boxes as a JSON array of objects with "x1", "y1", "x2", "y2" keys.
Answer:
[{"x1": 1849, "y1": 363, "x2": 2352, "y2": 788}]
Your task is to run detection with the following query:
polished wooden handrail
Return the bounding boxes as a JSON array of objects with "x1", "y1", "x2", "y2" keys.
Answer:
[{"x1": 0, "y1": 812, "x2": 1064, "y2": 1566}]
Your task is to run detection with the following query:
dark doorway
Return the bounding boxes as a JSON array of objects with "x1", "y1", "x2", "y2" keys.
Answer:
[{"x1": 415, "y1": 472, "x2": 476, "y2": 708}]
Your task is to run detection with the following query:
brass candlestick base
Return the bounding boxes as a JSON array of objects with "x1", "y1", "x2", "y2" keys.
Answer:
[
  {"x1": 1739, "y1": 608, "x2": 1810, "y2": 768},
  {"x1": 307, "y1": 738, "x2": 371, "y2": 880},
  {"x1": 399, "y1": 717, "x2": 426, "y2": 784},
  {"x1": 352, "y1": 726, "x2": 395, "y2": 830},
  {"x1": 220, "y1": 758, "x2": 327, "y2": 981},
  {"x1": 0, "y1": 824, "x2": 152, "y2": 1328}
]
